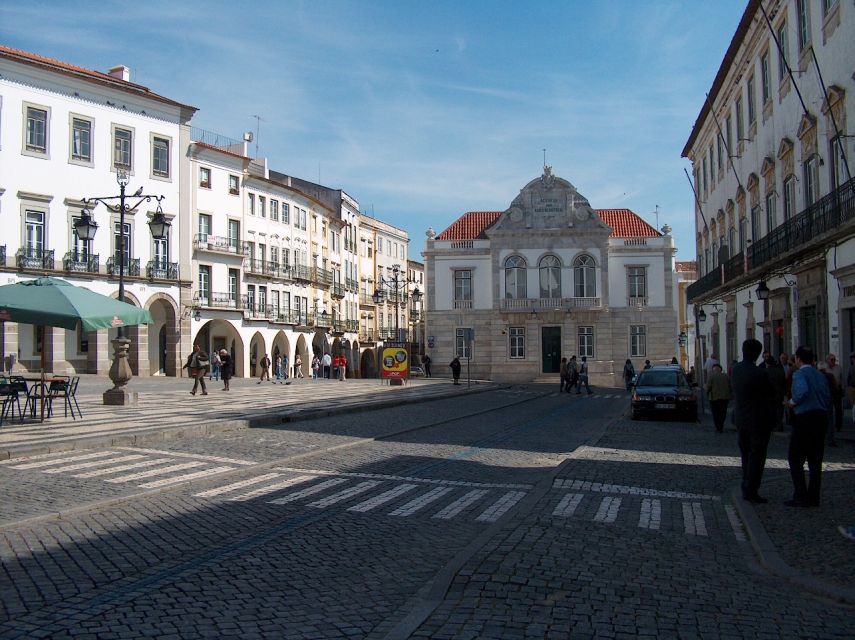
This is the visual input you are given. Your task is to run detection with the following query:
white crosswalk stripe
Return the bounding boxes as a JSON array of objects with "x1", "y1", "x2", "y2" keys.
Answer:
[
  {"x1": 388, "y1": 487, "x2": 454, "y2": 517},
  {"x1": 682, "y1": 501, "x2": 707, "y2": 536},
  {"x1": 432, "y1": 489, "x2": 489, "y2": 520},
  {"x1": 229, "y1": 475, "x2": 318, "y2": 502},
  {"x1": 593, "y1": 496, "x2": 622, "y2": 523},
  {"x1": 266, "y1": 478, "x2": 348, "y2": 504},
  {"x1": 553, "y1": 492, "x2": 585, "y2": 517},
  {"x1": 105, "y1": 461, "x2": 205, "y2": 484},
  {"x1": 308, "y1": 481, "x2": 382, "y2": 508},
  {"x1": 476, "y1": 490, "x2": 526, "y2": 522},
  {"x1": 638, "y1": 498, "x2": 662, "y2": 530},
  {"x1": 42, "y1": 455, "x2": 146, "y2": 474},
  {"x1": 73, "y1": 458, "x2": 176, "y2": 478},
  {"x1": 138, "y1": 466, "x2": 234, "y2": 489},
  {"x1": 11, "y1": 451, "x2": 118, "y2": 469},
  {"x1": 194, "y1": 473, "x2": 282, "y2": 498},
  {"x1": 348, "y1": 484, "x2": 418, "y2": 513}
]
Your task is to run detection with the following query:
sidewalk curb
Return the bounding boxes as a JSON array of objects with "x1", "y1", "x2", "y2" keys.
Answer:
[{"x1": 731, "y1": 484, "x2": 855, "y2": 605}]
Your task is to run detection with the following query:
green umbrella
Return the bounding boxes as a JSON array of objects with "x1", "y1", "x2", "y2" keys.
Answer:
[
  {"x1": 0, "y1": 277, "x2": 152, "y2": 331},
  {"x1": 0, "y1": 277, "x2": 152, "y2": 421}
]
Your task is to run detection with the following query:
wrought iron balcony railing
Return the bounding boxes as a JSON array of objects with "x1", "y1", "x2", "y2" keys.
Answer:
[
  {"x1": 106, "y1": 256, "x2": 140, "y2": 277},
  {"x1": 293, "y1": 264, "x2": 311, "y2": 281},
  {"x1": 63, "y1": 252, "x2": 100, "y2": 274},
  {"x1": 345, "y1": 277, "x2": 359, "y2": 292},
  {"x1": 688, "y1": 176, "x2": 855, "y2": 303},
  {"x1": 194, "y1": 291, "x2": 247, "y2": 310},
  {"x1": 193, "y1": 234, "x2": 250, "y2": 256},
  {"x1": 499, "y1": 296, "x2": 601, "y2": 310},
  {"x1": 16, "y1": 248, "x2": 55, "y2": 270},
  {"x1": 359, "y1": 293, "x2": 376, "y2": 305},
  {"x1": 312, "y1": 266, "x2": 333, "y2": 287},
  {"x1": 331, "y1": 283, "x2": 345, "y2": 298},
  {"x1": 146, "y1": 260, "x2": 179, "y2": 280}
]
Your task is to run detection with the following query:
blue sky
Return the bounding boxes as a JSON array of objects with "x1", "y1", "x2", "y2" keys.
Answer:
[{"x1": 2, "y1": 0, "x2": 746, "y2": 261}]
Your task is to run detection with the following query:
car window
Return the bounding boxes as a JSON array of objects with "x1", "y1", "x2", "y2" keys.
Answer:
[{"x1": 637, "y1": 371, "x2": 682, "y2": 386}]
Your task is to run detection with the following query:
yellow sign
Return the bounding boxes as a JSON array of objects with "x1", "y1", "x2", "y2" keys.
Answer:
[{"x1": 381, "y1": 343, "x2": 409, "y2": 379}]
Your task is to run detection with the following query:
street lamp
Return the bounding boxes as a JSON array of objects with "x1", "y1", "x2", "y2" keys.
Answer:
[
  {"x1": 372, "y1": 264, "x2": 421, "y2": 341},
  {"x1": 81, "y1": 168, "x2": 168, "y2": 405}
]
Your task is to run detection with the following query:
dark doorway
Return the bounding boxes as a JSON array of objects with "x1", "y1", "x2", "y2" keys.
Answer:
[
  {"x1": 541, "y1": 326, "x2": 561, "y2": 374},
  {"x1": 799, "y1": 304, "x2": 818, "y2": 352},
  {"x1": 158, "y1": 325, "x2": 167, "y2": 373}
]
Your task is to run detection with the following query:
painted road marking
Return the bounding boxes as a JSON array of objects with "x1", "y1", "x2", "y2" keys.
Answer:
[
  {"x1": 138, "y1": 466, "x2": 234, "y2": 489},
  {"x1": 554, "y1": 478, "x2": 719, "y2": 501},
  {"x1": 308, "y1": 481, "x2": 382, "y2": 508},
  {"x1": 594, "y1": 496, "x2": 622, "y2": 523},
  {"x1": 553, "y1": 492, "x2": 585, "y2": 517},
  {"x1": 275, "y1": 467, "x2": 531, "y2": 490},
  {"x1": 42, "y1": 454, "x2": 146, "y2": 474},
  {"x1": 725, "y1": 504, "x2": 746, "y2": 542},
  {"x1": 388, "y1": 487, "x2": 454, "y2": 517},
  {"x1": 11, "y1": 451, "x2": 118, "y2": 469},
  {"x1": 194, "y1": 473, "x2": 282, "y2": 498},
  {"x1": 476, "y1": 490, "x2": 526, "y2": 522},
  {"x1": 229, "y1": 475, "x2": 318, "y2": 502},
  {"x1": 638, "y1": 498, "x2": 662, "y2": 530},
  {"x1": 682, "y1": 502, "x2": 707, "y2": 536},
  {"x1": 116, "y1": 447, "x2": 255, "y2": 466},
  {"x1": 433, "y1": 489, "x2": 489, "y2": 520},
  {"x1": 104, "y1": 461, "x2": 205, "y2": 484},
  {"x1": 73, "y1": 458, "x2": 176, "y2": 478},
  {"x1": 265, "y1": 478, "x2": 348, "y2": 504},
  {"x1": 348, "y1": 484, "x2": 418, "y2": 513}
]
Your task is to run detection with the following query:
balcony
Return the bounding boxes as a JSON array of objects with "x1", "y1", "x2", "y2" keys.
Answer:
[
  {"x1": 193, "y1": 234, "x2": 249, "y2": 257},
  {"x1": 194, "y1": 291, "x2": 247, "y2": 310},
  {"x1": 107, "y1": 256, "x2": 140, "y2": 277},
  {"x1": 345, "y1": 277, "x2": 359, "y2": 292},
  {"x1": 331, "y1": 283, "x2": 345, "y2": 298},
  {"x1": 246, "y1": 259, "x2": 286, "y2": 279},
  {"x1": 293, "y1": 264, "x2": 311, "y2": 282},
  {"x1": 16, "y1": 248, "x2": 55, "y2": 270},
  {"x1": 358, "y1": 332, "x2": 375, "y2": 343},
  {"x1": 688, "y1": 176, "x2": 855, "y2": 304},
  {"x1": 499, "y1": 296, "x2": 601, "y2": 310},
  {"x1": 312, "y1": 266, "x2": 333, "y2": 287},
  {"x1": 62, "y1": 252, "x2": 100, "y2": 274},
  {"x1": 146, "y1": 260, "x2": 179, "y2": 280},
  {"x1": 359, "y1": 293, "x2": 376, "y2": 305},
  {"x1": 409, "y1": 310, "x2": 422, "y2": 321}
]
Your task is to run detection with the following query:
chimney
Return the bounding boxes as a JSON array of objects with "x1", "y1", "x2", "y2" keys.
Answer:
[{"x1": 108, "y1": 65, "x2": 130, "y2": 82}]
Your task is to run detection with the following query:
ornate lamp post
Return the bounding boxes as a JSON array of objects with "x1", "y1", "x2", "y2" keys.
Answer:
[
  {"x1": 80, "y1": 168, "x2": 168, "y2": 405},
  {"x1": 372, "y1": 264, "x2": 421, "y2": 341}
]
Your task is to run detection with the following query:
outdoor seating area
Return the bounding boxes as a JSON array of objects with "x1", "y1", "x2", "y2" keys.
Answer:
[{"x1": 0, "y1": 375, "x2": 82, "y2": 426}]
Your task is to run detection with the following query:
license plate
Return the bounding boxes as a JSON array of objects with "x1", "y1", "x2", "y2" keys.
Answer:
[{"x1": 655, "y1": 403, "x2": 675, "y2": 409}]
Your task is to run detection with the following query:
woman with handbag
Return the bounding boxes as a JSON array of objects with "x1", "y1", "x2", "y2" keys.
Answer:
[
  {"x1": 182, "y1": 344, "x2": 209, "y2": 396},
  {"x1": 219, "y1": 349, "x2": 232, "y2": 391}
]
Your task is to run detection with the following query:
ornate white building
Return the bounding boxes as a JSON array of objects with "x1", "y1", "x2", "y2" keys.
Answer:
[
  {"x1": 0, "y1": 45, "x2": 197, "y2": 376},
  {"x1": 685, "y1": 0, "x2": 854, "y2": 366},
  {"x1": 423, "y1": 168, "x2": 679, "y2": 384}
]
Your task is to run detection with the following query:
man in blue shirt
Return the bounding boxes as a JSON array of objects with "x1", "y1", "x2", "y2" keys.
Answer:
[{"x1": 786, "y1": 346, "x2": 831, "y2": 508}]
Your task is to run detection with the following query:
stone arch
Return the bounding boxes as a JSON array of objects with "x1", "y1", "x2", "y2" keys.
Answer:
[
  {"x1": 295, "y1": 334, "x2": 310, "y2": 378},
  {"x1": 331, "y1": 337, "x2": 343, "y2": 356},
  {"x1": 145, "y1": 293, "x2": 179, "y2": 376},
  {"x1": 194, "y1": 319, "x2": 245, "y2": 378},
  {"x1": 312, "y1": 330, "x2": 329, "y2": 357},
  {"x1": 351, "y1": 340, "x2": 361, "y2": 377},
  {"x1": 249, "y1": 331, "x2": 265, "y2": 378},
  {"x1": 342, "y1": 339, "x2": 354, "y2": 376},
  {"x1": 360, "y1": 347, "x2": 378, "y2": 378},
  {"x1": 271, "y1": 330, "x2": 290, "y2": 376}
]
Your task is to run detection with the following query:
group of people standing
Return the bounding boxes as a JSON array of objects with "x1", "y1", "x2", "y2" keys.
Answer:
[
  {"x1": 558, "y1": 355, "x2": 593, "y2": 395},
  {"x1": 705, "y1": 339, "x2": 840, "y2": 510},
  {"x1": 182, "y1": 344, "x2": 233, "y2": 394}
]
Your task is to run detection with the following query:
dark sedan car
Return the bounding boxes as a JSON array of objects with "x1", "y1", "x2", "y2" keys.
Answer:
[{"x1": 630, "y1": 365, "x2": 698, "y2": 421}]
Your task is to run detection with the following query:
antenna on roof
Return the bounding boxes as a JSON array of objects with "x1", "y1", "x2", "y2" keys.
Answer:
[
  {"x1": 651, "y1": 204, "x2": 660, "y2": 230},
  {"x1": 251, "y1": 114, "x2": 265, "y2": 158},
  {"x1": 543, "y1": 148, "x2": 546, "y2": 169}
]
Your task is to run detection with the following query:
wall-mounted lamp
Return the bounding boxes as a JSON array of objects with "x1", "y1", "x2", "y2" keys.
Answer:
[
  {"x1": 529, "y1": 308, "x2": 538, "y2": 318},
  {"x1": 695, "y1": 304, "x2": 723, "y2": 323},
  {"x1": 756, "y1": 280, "x2": 770, "y2": 300},
  {"x1": 193, "y1": 310, "x2": 201, "y2": 322}
]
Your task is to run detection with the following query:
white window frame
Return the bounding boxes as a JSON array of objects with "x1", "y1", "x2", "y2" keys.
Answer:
[
  {"x1": 627, "y1": 266, "x2": 647, "y2": 299},
  {"x1": 228, "y1": 174, "x2": 240, "y2": 195},
  {"x1": 454, "y1": 269, "x2": 472, "y2": 302},
  {"x1": 504, "y1": 255, "x2": 527, "y2": 299},
  {"x1": 509, "y1": 326, "x2": 525, "y2": 359},
  {"x1": 199, "y1": 166, "x2": 212, "y2": 189},
  {"x1": 456, "y1": 327, "x2": 472, "y2": 359},
  {"x1": 578, "y1": 326, "x2": 594, "y2": 358},
  {"x1": 151, "y1": 133, "x2": 171, "y2": 180},
  {"x1": 23, "y1": 102, "x2": 50, "y2": 158},
  {"x1": 803, "y1": 155, "x2": 819, "y2": 207},
  {"x1": 111, "y1": 124, "x2": 134, "y2": 173},
  {"x1": 573, "y1": 255, "x2": 597, "y2": 298},
  {"x1": 69, "y1": 113, "x2": 93, "y2": 167},
  {"x1": 538, "y1": 255, "x2": 561, "y2": 298},
  {"x1": 630, "y1": 325, "x2": 646, "y2": 358}
]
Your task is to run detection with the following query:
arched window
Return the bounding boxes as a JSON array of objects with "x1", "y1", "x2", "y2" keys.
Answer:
[
  {"x1": 573, "y1": 255, "x2": 596, "y2": 298},
  {"x1": 538, "y1": 255, "x2": 561, "y2": 298},
  {"x1": 504, "y1": 255, "x2": 527, "y2": 299}
]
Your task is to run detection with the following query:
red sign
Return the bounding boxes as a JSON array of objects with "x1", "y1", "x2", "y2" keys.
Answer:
[{"x1": 110, "y1": 316, "x2": 125, "y2": 327}]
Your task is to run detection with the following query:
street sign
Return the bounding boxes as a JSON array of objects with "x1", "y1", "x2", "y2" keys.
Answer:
[{"x1": 427, "y1": 335, "x2": 435, "y2": 348}]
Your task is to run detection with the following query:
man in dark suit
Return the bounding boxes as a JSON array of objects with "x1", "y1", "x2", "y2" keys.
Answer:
[{"x1": 731, "y1": 338, "x2": 775, "y2": 504}]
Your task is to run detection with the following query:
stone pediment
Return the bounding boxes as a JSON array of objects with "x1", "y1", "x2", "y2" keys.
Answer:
[{"x1": 486, "y1": 166, "x2": 611, "y2": 235}]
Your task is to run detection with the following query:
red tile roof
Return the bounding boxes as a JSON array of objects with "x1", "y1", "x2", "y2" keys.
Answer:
[
  {"x1": 436, "y1": 208, "x2": 661, "y2": 241},
  {"x1": 597, "y1": 209, "x2": 661, "y2": 238},
  {"x1": 675, "y1": 261, "x2": 698, "y2": 273},
  {"x1": 0, "y1": 45, "x2": 197, "y2": 112},
  {"x1": 435, "y1": 211, "x2": 502, "y2": 240}
]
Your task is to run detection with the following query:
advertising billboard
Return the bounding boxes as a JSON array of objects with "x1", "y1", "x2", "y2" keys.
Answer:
[{"x1": 381, "y1": 342, "x2": 409, "y2": 379}]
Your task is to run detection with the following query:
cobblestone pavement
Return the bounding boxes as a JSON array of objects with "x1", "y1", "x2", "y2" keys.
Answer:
[{"x1": 1, "y1": 387, "x2": 853, "y2": 638}]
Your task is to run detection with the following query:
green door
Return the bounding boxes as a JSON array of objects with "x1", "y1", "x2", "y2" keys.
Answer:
[{"x1": 541, "y1": 326, "x2": 561, "y2": 373}]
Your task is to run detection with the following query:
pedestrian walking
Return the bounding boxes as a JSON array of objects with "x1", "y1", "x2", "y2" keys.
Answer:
[
  {"x1": 210, "y1": 349, "x2": 221, "y2": 381},
  {"x1": 705, "y1": 364, "x2": 731, "y2": 433},
  {"x1": 182, "y1": 344, "x2": 209, "y2": 396},
  {"x1": 449, "y1": 356, "x2": 461, "y2": 385},
  {"x1": 577, "y1": 356, "x2": 593, "y2": 395},
  {"x1": 282, "y1": 354, "x2": 289, "y2": 381},
  {"x1": 274, "y1": 354, "x2": 282, "y2": 382},
  {"x1": 780, "y1": 352, "x2": 792, "y2": 377},
  {"x1": 422, "y1": 354, "x2": 432, "y2": 377},
  {"x1": 322, "y1": 352, "x2": 332, "y2": 379},
  {"x1": 338, "y1": 354, "x2": 347, "y2": 381},
  {"x1": 294, "y1": 354, "x2": 304, "y2": 379},
  {"x1": 643, "y1": 359, "x2": 652, "y2": 370},
  {"x1": 559, "y1": 357, "x2": 569, "y2": 393},
  {"x1": 258, "y1": 353, "x2": 271, "y2": 383},
  {"x1": 567, "y1": 356, "x2": 578, "y2": 393},
  {"x1": 731, "y1": 338, "x2": 775, "y2": 504},
  {"x1": 686, "y1": 365, "x2": 696, "y2": 385},
  {"x1": 786, "y1": 346, "x2": 831, "y2": 508},
  {"x1": 311, "y1": 354, "x2": 320, "y2": 380},
  {"x1": 219, "y1": 349, "x2": 232, "y2": 391},
  {"x1": 623, "y1": 359, "x2": 636, "y2": 391}
]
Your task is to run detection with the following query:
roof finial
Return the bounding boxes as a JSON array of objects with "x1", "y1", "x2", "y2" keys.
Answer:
[{"x1": 543, "y1": 148, "x2": 546, "y2": 169}]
